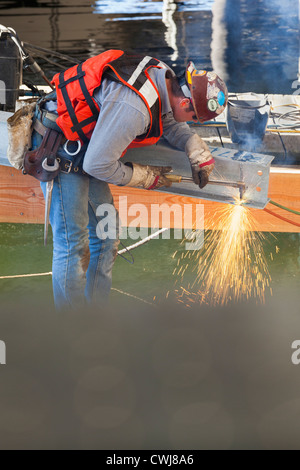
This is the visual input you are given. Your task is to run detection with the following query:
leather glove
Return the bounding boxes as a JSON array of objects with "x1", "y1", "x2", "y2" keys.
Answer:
[
  {"x1": 125, "y1": 162, "x2": 172, "y2": 190},
  {"x1": 185, "y1": 134, "x2": 215, "y2": 189}
]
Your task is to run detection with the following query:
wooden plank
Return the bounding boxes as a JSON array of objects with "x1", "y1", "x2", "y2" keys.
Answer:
[
  {"x1": 0, "y1": 166, "x2": 44, "y2": 223},
  {"x1": 0, "y1": 165, "x2": 299, "y2": 232}
]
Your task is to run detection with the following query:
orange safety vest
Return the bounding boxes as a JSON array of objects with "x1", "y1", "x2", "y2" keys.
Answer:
[{"x1": 51, "y1": 50, "x2": 166, "y2": 147}]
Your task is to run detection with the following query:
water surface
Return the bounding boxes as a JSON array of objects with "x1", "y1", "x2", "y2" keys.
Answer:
[{"x1": 0, "y1": 0, "x2": 298, "y2": 92}]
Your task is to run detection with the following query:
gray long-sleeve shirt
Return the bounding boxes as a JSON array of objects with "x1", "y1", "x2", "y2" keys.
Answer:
[{"x1": 82, "y1": 67, "x2": 195, "y2": 185}]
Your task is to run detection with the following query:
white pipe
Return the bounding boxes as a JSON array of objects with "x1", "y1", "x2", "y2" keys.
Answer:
[{"x1": 270, "y1": 166, "x2": 300, "y2": 174}]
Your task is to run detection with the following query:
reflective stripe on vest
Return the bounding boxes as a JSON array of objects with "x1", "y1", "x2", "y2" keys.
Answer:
[{"x1": 51, "y1": 50, "x2": 166, "y2": 146}]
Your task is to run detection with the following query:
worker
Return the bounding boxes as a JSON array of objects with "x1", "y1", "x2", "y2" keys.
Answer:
[{"x1": 30, "y1": 50, "x2": 228, "y2": 309}]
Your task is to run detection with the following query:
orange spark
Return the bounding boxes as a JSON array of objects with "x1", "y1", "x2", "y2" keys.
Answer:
[{"x1": 172, "y1": 202, "x2": 272, "y2": 306}]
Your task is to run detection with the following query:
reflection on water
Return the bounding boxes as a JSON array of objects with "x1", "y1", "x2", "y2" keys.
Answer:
[
  {"x1": 93, "y1": 0, "x2": 164, "y2": 15},
  {"x1": 0, "y1": 0, "x2": 298, "y2": 92},
  {"x1": 92, "y1": 0, "x2": 214, "y2": 15},
  {"x1": 163, "y1": 0, "x2": 179, "y2": 61},
  {"x1": 211, "y1": 0, "x2": 299, "y2": 93}
]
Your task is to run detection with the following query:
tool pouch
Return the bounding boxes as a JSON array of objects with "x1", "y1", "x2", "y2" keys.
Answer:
[
  {"x1": 23, "y1": 127, "x2": 62, "y2": 182},
  {"x1": 6, "y1": 100, "x2": 37, "y2": 170}
]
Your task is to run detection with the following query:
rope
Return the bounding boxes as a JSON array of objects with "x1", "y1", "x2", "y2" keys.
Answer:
[
  {"x1": 23, "y1": 41, "x2": 80, "y2": 65},
  {"x1": 191, "y1": 122, "x2": 300, "y2": 133},
  {"x1": 0, "y1": 271, "x2": 154, "y2": 305},
  {"x1": 111, "y1": 288, "x2": 155, "y2": 306},
  {"x1": 0, "y1": 229, "x2": 167, "y2": 307},
  {"x1": 269, "y1": 200, "x2": 300, "y2": 216},
  {"x1": 263, "y1": 208, "x2": 300, "y2": 228},
  {"x1": 216, "y1": 126, "x2": 224, "y2": 148},
  {"x1": 0, "y1": 272, "x2": 52, "y2": 280},
  {"x1": 269, "y1": 110, "x2": 288, "y2": 159},
  {"x1": 267, "y1": 128, "x2": 300, "y2": 133},
  {"x1": 0, "y1": 270, "x2": 154, "y2": 305},
  {"x1": 117, "y1": 227, "x2": 169, "y2": 254},
  {"x1": 0, "y1": 228, "x2": 168, "y2": 279}
]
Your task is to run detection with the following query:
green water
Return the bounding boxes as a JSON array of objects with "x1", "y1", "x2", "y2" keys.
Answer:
[{"x1": 0, "y1": 223, "x2": 299, "y2": 309}]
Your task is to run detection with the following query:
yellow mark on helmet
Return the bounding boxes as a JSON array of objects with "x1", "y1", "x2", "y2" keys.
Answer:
[{"x1": 187, "y1": 70, "x2": 192, "y2": 85}]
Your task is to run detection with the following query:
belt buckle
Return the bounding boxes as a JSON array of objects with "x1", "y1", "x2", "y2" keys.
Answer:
[{"x1": 61, "y1": 158, "x2": 73, "y2": 173}]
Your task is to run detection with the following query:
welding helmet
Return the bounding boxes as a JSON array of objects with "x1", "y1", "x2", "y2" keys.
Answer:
[{"x1": 179, "y1": 62, "x2": 228, "y2": 122}]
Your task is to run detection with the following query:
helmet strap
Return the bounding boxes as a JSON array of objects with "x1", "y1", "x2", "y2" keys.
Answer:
[
  {"x1": 178, "y1": 70, "x2": 192, "y2": 98},
  {"x1": 181, "y1": 83, "x2": 192, "y2": 98}
]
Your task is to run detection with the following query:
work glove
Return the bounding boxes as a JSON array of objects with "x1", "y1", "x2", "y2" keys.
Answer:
[
  {"x1": 125, "y1": 162, "x2": 172, "y2": 190},
  {"x1": 185, "y1": 134, "x2": 215, "y2": 189}
]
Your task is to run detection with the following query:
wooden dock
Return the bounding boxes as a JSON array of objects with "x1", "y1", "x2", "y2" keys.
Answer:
[{"x1": 0, "y1": 165, "x2": 299, "y2": 233}]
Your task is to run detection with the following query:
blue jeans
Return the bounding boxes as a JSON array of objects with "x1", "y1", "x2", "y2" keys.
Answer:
[{"x1": 40, "y1": 150, "x2": 120, "y2": 310}]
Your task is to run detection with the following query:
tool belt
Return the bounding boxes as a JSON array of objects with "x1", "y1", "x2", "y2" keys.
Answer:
[
  {"x1": 22, "y1": 91, "x2": 86, "y2": 181},
  {"x1": 23, "y1": 127, "x2": 62, "y2": 182}
]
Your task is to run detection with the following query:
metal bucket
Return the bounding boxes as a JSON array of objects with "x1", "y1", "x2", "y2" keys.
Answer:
[{"x1": 226, "y1": 94, "x2": 270, "y2": 148}]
